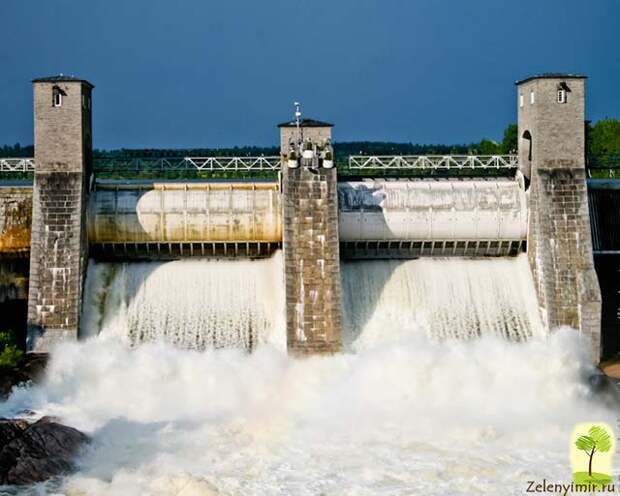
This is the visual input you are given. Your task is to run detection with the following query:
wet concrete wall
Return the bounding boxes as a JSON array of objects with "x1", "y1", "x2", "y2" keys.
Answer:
[
  {"x1": 282, "y1": 163, "x2": 343, "y2": 354},
  {"x1": 88, "y1": 182, "x2": 282, "y2": 244},
  {"x1": 338, "y1": 178, "x2": 527, "y2": 242},
  {"x1": 0, "y1": 186, "x2": 32, "y2": 256},
  {"x1": 0, "y1": 186, "x2": 32, "y2": 346}
]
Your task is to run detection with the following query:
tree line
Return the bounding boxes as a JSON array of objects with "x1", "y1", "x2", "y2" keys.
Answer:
[{"x1": 1, "y1": 119, "x2": 618, "y2": 160}]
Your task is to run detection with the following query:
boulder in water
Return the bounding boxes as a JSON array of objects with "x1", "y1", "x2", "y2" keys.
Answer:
[{"x1": 0, "y1": 416, "x2": 89, "y2": 486}]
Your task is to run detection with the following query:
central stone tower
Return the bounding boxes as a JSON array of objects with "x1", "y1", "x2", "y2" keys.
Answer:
[
  {"x1": 279, "y1": 118, "x2": 333, "y2": 155},
  {"x1": 27, "y1": 75, "x2": 93, "y2": 352},
  {"x1": 280, "y1": 118, "x2": 343, "y2": 354},
  {"x1": 517, "y1": 74, "x2": 601, "y2": 361}
]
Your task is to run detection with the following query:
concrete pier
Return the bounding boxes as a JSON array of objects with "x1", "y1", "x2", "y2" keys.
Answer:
[
  {"x1": 517, "y1": 74, "x2": 601, "y2": 361},
  {"x1": 26, "y1": 76, "x2": 93, "y2": 352},
  {"x1": 282, "y1": 153, "x2": 343, "y2": 354}
]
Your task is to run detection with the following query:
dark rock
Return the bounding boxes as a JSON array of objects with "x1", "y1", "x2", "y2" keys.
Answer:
[
  {"x1": 0, "y1": 420, "x2": 28, "y2": 447},
  {"x1": 0, "y1": 353, "x2": 48, "y2": 399},
  {"x1": 0, "y1": 417, "x2": 88, "y2": 485}
]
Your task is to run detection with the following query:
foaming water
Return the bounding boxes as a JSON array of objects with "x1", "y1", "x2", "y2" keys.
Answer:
[
  {"x1": 81, "y1": 253, "x2": 285, "y2": 351},
  {"x1": 342, "y1": 254, "x2": 544, "y2": 350},
  {"x1": 0, "y1": 254, "x2": 616, "y2": 495},
  {"x1": 0, "y1": 331, "x2": 614, "y2": 495}
]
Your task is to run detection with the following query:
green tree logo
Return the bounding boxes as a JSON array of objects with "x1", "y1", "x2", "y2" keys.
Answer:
[{"x1": 573, "y1": 425, "x2": 613, "y2": 485}]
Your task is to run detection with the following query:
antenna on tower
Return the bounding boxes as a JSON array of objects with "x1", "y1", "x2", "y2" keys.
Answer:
[{"x1": 294, "y1": 101, "x2": 302, "y2": 148}]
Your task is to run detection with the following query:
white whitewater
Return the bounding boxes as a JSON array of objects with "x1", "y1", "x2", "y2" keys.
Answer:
[
  {"x1": 80, "y1": 253, "x2": 286, "y2": 351},
  {"x1": 82, "y1": 253, "x2": 542, "y2": 351},
  {"x1": 0, "y1": 253, "x2": 616, "y2": 495},
  {"x1": 342, "y1": 254, "x2": 544, "y2": 350}
]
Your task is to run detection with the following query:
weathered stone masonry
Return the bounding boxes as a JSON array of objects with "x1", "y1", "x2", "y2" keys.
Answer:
[
  {"x1": 282, "y1": 160, "x2": 343, "y2": 354},
  {"x1": 529, "y1": 168, "x2": 601, "y2": 354},
  {"x1": 0, "y1": 186, "x2": 32, "y2": 311},
  {"x1": 518, "y1": 75, "x2": 601, "y2": 361},
  {"x1": 0, "y1": 187, "x2": 32, "y2": 255},
  {"x1": 27, "y1": 77, "x2": 93, "y2": 352},
  {"x1": 279, "y1": 119, "x2": 333, "y2": 155}
]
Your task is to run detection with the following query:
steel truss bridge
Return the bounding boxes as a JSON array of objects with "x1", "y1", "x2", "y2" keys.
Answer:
[
  {"x1": 347, "y1": 155, "x2": 518, "y2": 170},
  {"x1": 92, "y1": 156, "x2": 282, "y2": 172},
  {"x1": 1, "y1": 155, "x2": 521, "y2": 174},
  {"x1": 4, "y1": 155, "x2": 620, "y2": 176},
  {"x1": 0, "y1": 158, "x2": 35, "y2": 172}
]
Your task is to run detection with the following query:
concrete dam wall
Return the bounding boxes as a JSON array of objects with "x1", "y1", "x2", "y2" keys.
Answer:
[
  {"x1": 0, "y1": 184, "x2": 32, "y2": 255},
  {"x1": 0, "y1": 72, "x2": 607, "y2": 362},
  {"x1": 338, "y1": 177, "x2": 527, "y2": 258},
  {"x1": 88, "y1": 182, "x2": 282, "y2": 258},
  {"x1": 0, "y1": 177, "x2": 528, "y2": 257},
  {"x1": 0, "y1": 185, "x2": 33, "y2": 349},
  {"x1": 338, "y1": 178, "x2": 527, "y2": 241}
]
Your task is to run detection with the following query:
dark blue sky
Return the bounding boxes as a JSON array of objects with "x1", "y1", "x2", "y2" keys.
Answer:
[{"x1": 1, "y1": 0, "x2": 619, "y2": 149}]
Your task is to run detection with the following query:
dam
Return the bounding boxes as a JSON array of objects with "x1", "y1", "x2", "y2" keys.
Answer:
[{"x1": 0, "y1": 73, "x2": 616, "y2": 364}]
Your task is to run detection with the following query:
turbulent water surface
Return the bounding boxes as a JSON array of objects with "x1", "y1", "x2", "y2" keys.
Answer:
[
  {"x1": 341, "y1": 255, "x2": 544, "y2": 350},
  {"x1": 80, "y1": 254, "x2": 286, "y2": 351},
  {"x1": 0, "y1": 254, "x2": 617, "y2": 495}
]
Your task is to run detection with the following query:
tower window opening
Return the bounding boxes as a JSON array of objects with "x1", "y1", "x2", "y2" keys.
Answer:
[
  {"x1": 530, "y1": 91, "x2": 535, "y2": 104},
  {"x1": 557, "y1": 89, "x2": 567, "y2": 104},
  {"x1": 522, "y1": 130, "x2": 533, "y2": 162},
  {"x1": 519, "y1": 94, "x2": 524, "y2": 108},
  {"x1": 52, "y1": 87, "x2": 63, "y2": 107}
]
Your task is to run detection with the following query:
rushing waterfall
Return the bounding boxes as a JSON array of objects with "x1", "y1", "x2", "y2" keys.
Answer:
[
  {"x1": 342, "y1": 254, "x2": 544, "y2": 350},
  {"x1": 82, "y1": 252, "x2": 542, "y2": 352},
  {"x1": 1, "y1": 252, "x2": 615, "y2": 495},
  {"x1": 80, "y1": 252, "x2": 286, "y2": 351}
]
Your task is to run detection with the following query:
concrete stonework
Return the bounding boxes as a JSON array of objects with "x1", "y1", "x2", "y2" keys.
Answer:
[
  {"x1": 338, "y1": 178, "x2": 528, "y2": 242},
  {"x1": 0, "y1": 186, "x2": 32, "y2": 255},
  {"x1": 0, "y1": 186, "x2": 32, "y2": 310},
  {"x1": 282, "y1": 159, "x2": 343, "y2": 354},
  {"x1": 518, "y1": 76, "x2": 586, "y2": 177},
  {"x1": 0, "y1": 259, "x2": 29, "y2": 303},
  {"x1": 89, "y1": 182, "x2": 282, "y2": 244},
  {"x1": 27, "y1": 78, "x2": 93, "y2": 352},
  {"x1": 279, "y1": 120, "x2": 332, "y2": 155},
  {"x1": 517, "y1": 75, "x2": 601, "y2": 361}
]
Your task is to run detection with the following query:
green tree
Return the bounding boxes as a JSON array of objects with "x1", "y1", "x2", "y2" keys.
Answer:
[
  {"x1": 589, "y1": 119, "x2": 620, "y2": 159},
  {"x1": 477, "y1": 139, "x2": 501, "y2": 155},
  {"x1": 0, "y1": 330, "x2": 23, "y2": 368},
  {"x1": 501, "y1": 124, "x2": 518, "y2": 154},
  {"x1": 575, "y1": 425, "x2": 612, "y2": 477}
]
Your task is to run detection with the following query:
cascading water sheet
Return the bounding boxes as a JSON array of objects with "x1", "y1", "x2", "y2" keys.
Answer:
[
  {"x1": 2, "y1": 253, "x2": 614, "y2": 496},
  {"x1": 80, "y1": 252, "x2": 286, "y2": 351},
  {"x1": 342, "y1": 254, "x2": 544, "y2": 350}
]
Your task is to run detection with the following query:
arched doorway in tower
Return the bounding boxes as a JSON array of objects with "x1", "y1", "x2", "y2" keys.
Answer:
[{"x1": 521, "y1": 130, "x2": 533, "y2": 186}]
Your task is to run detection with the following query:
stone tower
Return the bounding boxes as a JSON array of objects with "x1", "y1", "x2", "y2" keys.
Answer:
[
  {"x1": 27, "y1": 75, "x2": 93, "y2": 352},
  {"x1": 517, "y1": 74, "x2": 601, "y2": 361},
  {"x1": 517, "y1": 74, "x2": 586, "y2": 179},
  {"x1": 278, "y1": 118, "x2": 333, "y2": 155},
  {"x1": 280, "y1": 120, "x2": 342, "y2": 354}
]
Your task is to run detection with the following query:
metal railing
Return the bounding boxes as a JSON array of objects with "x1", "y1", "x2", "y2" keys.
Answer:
[
  {"x1": 348, "y1": 155, "x2": 519, "y2": 170},
  {"x1": 1, "y1": 155, "x2": 522, "y2": 175},
  {"x1": 93, "y1": 156, "x2": 282, "y2": 172},
  {"x1": 0, "y1": 158, "x2": 35, "y2": 172}
]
